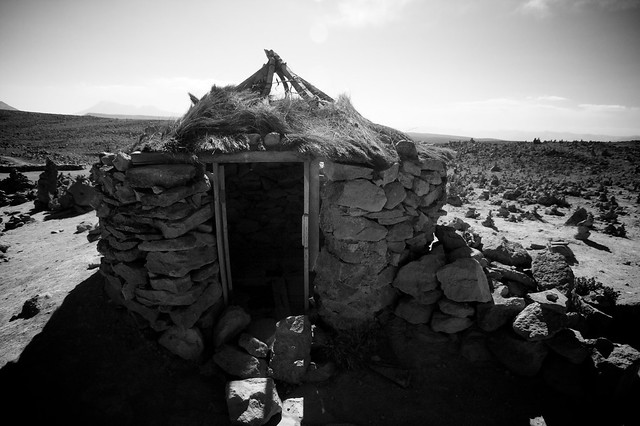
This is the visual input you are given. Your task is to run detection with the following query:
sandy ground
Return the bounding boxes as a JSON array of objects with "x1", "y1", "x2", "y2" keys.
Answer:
[{"x1": 0, "y1": 202, "x2": 101, "y2": 366}]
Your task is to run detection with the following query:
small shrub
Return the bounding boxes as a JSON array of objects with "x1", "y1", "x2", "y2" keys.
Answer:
[
  {"x1": 573, "y1": 276, "x2": 619, "y2": 308},
  {"x1": 324, "y1": 324, "x2": 381, "y2": 371}
]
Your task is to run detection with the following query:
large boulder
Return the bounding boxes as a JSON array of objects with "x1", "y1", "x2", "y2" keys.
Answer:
[
  {"x1": 226, "y1": 378, "x2": 282, "y2": 426},
  {"x1": 268, "y1": 315, "x2": 312, "y2": 384},
  {"x1": 481, "y1": 235, "x2": 532, "y2": 267},
  {"x1": 436, "y1": 258, "x2": 492, "y2": 303},
  {"x1": 512, "y1": 302, "x2": 567, "y2": 341},
  {"x1": 531, "y1": 251, "x2": 574, "y2": 290},
  {"x1": 392, "y1": 246, "x2": 446, "y2": 298}
]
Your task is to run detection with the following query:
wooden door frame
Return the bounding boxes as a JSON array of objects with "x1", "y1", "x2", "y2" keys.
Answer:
[{"x1": 208, "y1": 154, "x2": 320, "y2": 312}]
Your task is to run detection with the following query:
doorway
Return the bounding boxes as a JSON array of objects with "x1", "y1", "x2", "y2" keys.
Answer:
[{"x1": 209, "y1": 155, "x2": 319, "y2": 321}]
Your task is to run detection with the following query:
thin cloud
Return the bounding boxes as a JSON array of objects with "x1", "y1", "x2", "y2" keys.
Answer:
[
  {"x1": 579, "y1": 103, "x2": 628, "y2": 111},
  {"x1": 535, "y1": 95, "x2": 568, "y2": 102},
  {"x1": 310, "y1": 0, "x2": 415, "y2": 44},
  {"x1": 519, "y1": 0, "x2": 558, "y2": 17},
  {"x1": 333, "y1": 0, "x2": 415, "y2": 27}
]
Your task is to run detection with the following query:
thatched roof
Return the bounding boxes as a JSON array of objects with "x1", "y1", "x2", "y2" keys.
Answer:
[{"x1": 133, "y1": 51, "x2": 452, "y2": 169}]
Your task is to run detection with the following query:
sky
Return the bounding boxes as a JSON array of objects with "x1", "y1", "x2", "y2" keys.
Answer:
[{"x1": 1, "y1": 0, "x2": 639, "y2": 140}]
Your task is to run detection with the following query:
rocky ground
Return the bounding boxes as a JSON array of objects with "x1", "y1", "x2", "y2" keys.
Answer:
[{"x1": 0, "y1": 137, "x2": 639, "y2": 425}]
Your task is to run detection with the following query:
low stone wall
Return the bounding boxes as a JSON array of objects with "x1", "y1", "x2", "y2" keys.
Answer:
[
  {"x1": 92, "y1": 152, "x2": 222, "y2": 360},
  {"x1": 314, "y1": 155, "x2": 448, "y2": 329}
]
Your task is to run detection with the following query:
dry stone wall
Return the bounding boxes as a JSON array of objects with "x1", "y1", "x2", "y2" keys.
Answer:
[
  {"x1": 91, "y1": 152, "x2": 222, "y2": 361},
  {"x1": 314, "y1": 156, "x2": 448, "y2": 329}
]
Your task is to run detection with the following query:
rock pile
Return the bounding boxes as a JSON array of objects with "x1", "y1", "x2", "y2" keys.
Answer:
[
  {"x1": 401, "y1": 218, "x2": 639, "y2": 414},
  {"x1": 34, "y1": 158, "x2": 97, "y2": 213},
  {"x1": 2, "y1": 211, "x2": 34, "y2": 232},
  {"x1": 315, "y1": 155, "x2": 448, "y2": 329},
  {"x1": 0, "y1": 169, "x2": 36, "y2": 207},
  {"x1": 211, "y1": 311, "x2": 322, "y2": 426}
]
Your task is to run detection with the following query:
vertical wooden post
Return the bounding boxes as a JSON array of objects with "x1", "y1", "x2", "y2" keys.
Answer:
[
  {"x1": 210, "y1": 165, "x2": 228, "y2": 305},
  {"x1": 309, "y1": 160, "x2": 320, "y2": 272},
  {"x1": 220, "y1": 166, "x2": 233, "y2": 296},
  {"x1": 303, "y1": 161, "x2": 310, "y2": 312}
]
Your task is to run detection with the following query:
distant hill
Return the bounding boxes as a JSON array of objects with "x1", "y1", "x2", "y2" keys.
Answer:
[
  {"x1": 86, "y1": 112, "x2": 177, "y2": 121},
  {"x1": 77, "y1": 101, "x2": 181, "y2": 120},
  {"x1": 0, "y1": 109, "x2": 172, "y2": 165},
  {"x1": 407, "y1": 132, "x2": 505, "y2": 144},
  {"x1": 0, "y1": 101, "x2": 19, "y2": 111}
]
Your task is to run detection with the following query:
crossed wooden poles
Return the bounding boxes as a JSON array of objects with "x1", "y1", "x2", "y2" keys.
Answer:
[{"x1": 236, "y1": 49, "x2": 334, "y2": 104}]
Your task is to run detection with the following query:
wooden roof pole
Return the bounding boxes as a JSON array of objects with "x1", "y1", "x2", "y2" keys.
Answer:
[
  {"x1": 236, "y1": 62, "x2": 269, "y2": 92},
  {"x1": 296, "y1": 75, "x2": 333, "y2": 103},
  {"x1": 260, "y1": 56, "x2": 276, "y2": 98}
]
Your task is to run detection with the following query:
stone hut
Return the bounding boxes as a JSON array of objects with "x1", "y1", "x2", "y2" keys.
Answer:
[{"x1": 91, "y1": 50, "x2": 452, "y2": 359}]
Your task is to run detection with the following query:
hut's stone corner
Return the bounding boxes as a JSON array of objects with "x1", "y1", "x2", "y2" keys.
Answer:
[
  {"x1": 315, "y1": 154, "x2": 448, "y2": 329},
  {"x1": 93, "y1": 152, "x2": 221, "y2": 361}
]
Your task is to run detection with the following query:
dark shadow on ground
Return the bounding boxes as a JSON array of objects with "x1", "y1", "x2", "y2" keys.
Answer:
[
  {"x1": 42, "y1": 207, "x2": 93, "y2": 221},
  {"x1": 0, "y1": 272, "x2": 634, "y2": 425},
  {"x1": 0, "y1": 273, "x2": 229, "y2": 426},
  {"x1": 583, "y1": 239, "x2": 611, "y2": 252}
]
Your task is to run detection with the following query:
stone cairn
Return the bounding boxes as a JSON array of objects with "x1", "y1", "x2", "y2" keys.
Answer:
[{"x1": 92, "y1": 152, "x2": 222, "y2": 361}]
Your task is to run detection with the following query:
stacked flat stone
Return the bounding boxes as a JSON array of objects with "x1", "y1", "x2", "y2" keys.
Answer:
[
  {"x1": 92, "y1": 152, "x2": 222, "y2": 361},
  {"x1": 314, "y1": 144, "x2": 448, "y2": 329}
]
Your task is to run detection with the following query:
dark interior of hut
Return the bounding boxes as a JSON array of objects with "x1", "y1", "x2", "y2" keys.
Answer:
[{"x1": 224, "y1": 162, "x2": 306, "y2": 320}]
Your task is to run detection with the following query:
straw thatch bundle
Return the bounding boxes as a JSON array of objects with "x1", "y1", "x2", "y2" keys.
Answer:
[{"x1": 135, "y1": 85, "x2": 452, "y2": 168}]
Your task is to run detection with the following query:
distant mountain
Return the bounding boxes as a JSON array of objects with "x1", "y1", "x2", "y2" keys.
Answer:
[
  {"x1": 86, "y1": 112, "x2": 176, "y2": 121},
  {"x1": 77, "y1": 101, "x2": 181, "y2": 120},
  {"x1": 406, "y1": 132, "x2": 504, "y2": 144},
  {"x1": 0, "y1": 101, "x2": 19, "y2": 111}
]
